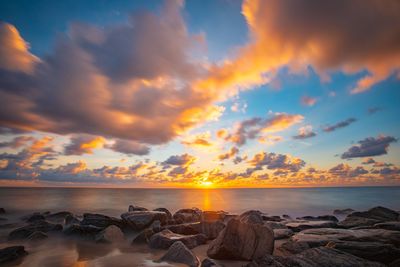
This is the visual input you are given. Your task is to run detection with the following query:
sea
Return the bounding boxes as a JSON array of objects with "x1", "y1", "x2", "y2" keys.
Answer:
[{"x1": 0, "y1": 186, "x2": 399, "y2": 266}]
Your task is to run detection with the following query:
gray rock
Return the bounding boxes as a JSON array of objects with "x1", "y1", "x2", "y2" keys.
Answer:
[
  {"x1": 149, "y1": 229, "x2": 207, "y2": 249},
  {"x1": 128, "y1": 205, "x2": 148, "y2": 212},
  {"x1": 201, "y1": 258, "x2": 221, "y2": 267},
  {"x1": 372, "y1": 221, "x2": 400, "y2": 231},
  {"x1": 292, "y1": 228, "x2": 400, "y2": 247},
  {"x1": 131, "y1": 228, "x2": 155, "y2": 244},
  {"x1": 297, "y1": 215, "x2": 338, "y2": 222},
  {"x1": 121, "y1": 211, "x2": 168, "y2": 230},
  {"x1": 46, "y1": 211, "x2": 73, "y2": 223},
  {"x1": 326, "y1": 240, "x2": 400, "y2": 265},
  {"x1": 173, "y1": 208, "x2": 202, "y2": 223},
  {"x1": 274, "y1": 229, "x2": 293, "y2": 240},
  {"x1": 95, "y1": 225, "x2": 125, "y2": 243},
  {"x1": 200, "y1": 220, "x2": 225, "y2": 239},
  {"x1": 81, "y1": 213, "x2": 123, "y2": 228},
  {"x1": 27, "y1": 231, "x2": 48, "y2": 241},
  {"x1": 159, "y1": 241, "x2": 199, "y2": 267},
  {"x1": 339, "y1": 206, "x2": 399, "y2": 228},
  {"x1": 389, "y1": 259, "x2": 400, "y2": 267},
  {"x1": 245, "y1": 254, "x2": 285, "y2": 267},
  {"x1": 0, "y1": 246, "x2": 27, "y2": 264},
  {"x1": 8, "y1": 220, "x2": 62, "y2": 240},
  {"x1": 202, "y1": 211, "x2": 227, "y2": 222},
  {"x1": 26, "y1": 213, "x2": 46, "y2": 223},
  {"x1": 0, "y1": 208, "x2": 5, "y2": 214},
  {"x1": 151, "y1": 220, "x2": 162, "y2": 232},
  {"x1": 275, "y1": 240, "x2": 311, "y2": 256},
  {"x1": 207, "y1": 211, "x2": 274, "y2": 260},
  {"x1": 166, "y1": 222, "x2": 201, "y2": 235},
  {"x1": 63, "y1": 224, "x2": 103, "y2": 240},
  {"x1": 285, "y1": 220, "x2": 337, "y2": 232},
  {"x1": 334, "y1": 208, "x2": 355, "y2": 215},
  {"x1": 153, "y1": 207, "x2": 172, "y2": 220},
  {"x1": 64, "y1": 214, "x2": 80, "y2": 225},
  {"x1": 262, "y1": 215, "x2": 283, "y2": 222}
]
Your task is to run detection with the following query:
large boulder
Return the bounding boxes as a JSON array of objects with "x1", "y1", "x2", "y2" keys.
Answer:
[
  {"x1": 154, "y1": 208, "x2": 172, "y2": 220},
  {"x1": 275, "y1": 240, "x2": 311, "y2": 256},
  {"x1": 372, "y1": 221, "x2": 400, "y2": 231},
  {"x1": 247, "y1": 247, "x2": 385, "y2": 267},
  {"x1": 339, "y1": 206, "x2": 399, "y2": 228},
  {"x1": 95, "y1": 225, "x2": 125, "y2": 243},
  {"x1": 166, "y1": 222, "x2": 201, "y2": 235},
  {"x1": 149, "y1": 229, "x2": 207, "y2": 249},
  {"x1": 334, "y1": 208, "x2": 355, "y2": 216},
  {"x1": 8, "y1": 220, "x2": 62, "y2": 240},
  {"x1": 202, "y1": 211, "x2": 227, "y2": 222},
  {"x1": 274, "y1": 229, "x2": 293, "y2": 240},
  {"x1": 128, "y1": 205, "x2": 148, "y2": 212},
  {"x1": 206, "y1": 210, "x2": 274, "y2": 260},
  {"x1": 65, "y1": 214, "x2": 80, "y2": 225},
  {"x1": 201, "y1": 258, "x2": 221, "y2": 267},
  {"x1": 297, "y1": 215, "x2": 338, "y2": 222},
  {"x1": 0, "y1": 246, "x2": 27, "y2": 264},
  {"x1": 159, "y1": 241, "x2": 199, "y2": 267},
  {"x1": 27, "y1": 231, "x2": 48, "y2": 241},
  {"x1": 46, "y1": 211, "x2": 73, "y2": 222},
  {"x1": 121, "y1": 211, "x2": 168, "y2": 230},
  {"x1": 327, "y1": 240, "x2": 400, "y2": 265},
  {"x1": 285, "y1": 220, "x2": 337, "y2": 232},
  {"x1": 292, "y1": 228, "x2": 400, "y2": 247},
  {"x1": 200, "y1": 220, "x2": 225, "y2": 240},
  {"x1": 0, "y1": 208, "x2": 5, "y2": 214},
  {"x1": 63, "y1": 224, "x2": 103, "y2": 240},
  {"x1": 173, "y1": 208, "x2": 202, "y2": 223},
  {"x1": 81, "y1": 213, "x2": 123, "y2": 228}
]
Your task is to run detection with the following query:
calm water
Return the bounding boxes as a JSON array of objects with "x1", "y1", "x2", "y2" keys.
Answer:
[
  {"x1": 0, "y1": 187, "x2": 399, "y2": 267},
  {"x1": 1, "y1": 186, "x2": 399, "y2": 217}
]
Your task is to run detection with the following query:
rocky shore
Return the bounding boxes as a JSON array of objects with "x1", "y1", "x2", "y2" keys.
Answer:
[{"x1": 0, "y1": 205, "x2": 399, "y2": 266}]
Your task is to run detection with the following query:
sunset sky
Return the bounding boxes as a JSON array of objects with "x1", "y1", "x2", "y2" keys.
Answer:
[{"x1": 0, "y1": 0, "x2": 399, "y2": 188}]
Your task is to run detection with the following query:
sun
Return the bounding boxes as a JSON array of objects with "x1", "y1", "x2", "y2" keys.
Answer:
[{"x1": 199, "y1": 180, "x2": 214, "y2": 188}]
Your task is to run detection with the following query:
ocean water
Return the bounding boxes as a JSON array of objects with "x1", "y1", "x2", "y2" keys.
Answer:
[{"x1": 0, "y1": 186, "x2": 399, "y2": 267}]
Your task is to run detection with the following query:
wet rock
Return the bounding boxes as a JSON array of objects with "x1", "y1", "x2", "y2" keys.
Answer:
[
  {"x1": 274, "y1": 229, "x2": 293, "y2": 240},
  {"x1": 166, "y1": 222, "x2": 201, "y2": 235},
  {"x1": 121, "y1": 211, "x2": 167, "y2": 230},
  {"x1": 200, "y1": 220, "x2": 225, "y2": 239},
  {"x1": 292, "y1": 227, "x2": 400, "y2": 247},
  {"x1": 149, "y1": 229, "x2": 207, "y2": 249},
  {"x1": 262, "y1": 215, "x2": 282, "y2": 222},
  {"x1": 275, "y1": 240, "x2": 310, "y2": 256},
  {"x1": 334, "y1": 208, "x2": 355, "y2": 215},
  {"x1": 339, "y1": 206, "x2": 399, "y2": 228},
  {"x1": 81, "y1": 213, "x2": 123, "y2": 228},
  {"x1": 202, "y1": 211, "x2": 227, "y2": 222},
  {"x1": 26, "y1": 213, "x2": 46, "y2": 223},
  {"x1": 159, "y1": 241, "x2": 199, "y2": 267},
  {"x1": 201, "y1": 258, "x2": 221, "y2": 267},
  {"x1": 154, "y1": 208, "x2": 172, "y2": 220},
  {"x1": 131, "y1": 228, "x2": 155, "y2": 244},
  {"x1": 27, "y1": 231, "x2": 48, "y2": 241},
  {"x1": 0, "y1": 246, "x2": 27, "y2": 264},
  {"x1": 128, "y1": 205, "x2": 148, "y2": 212},
  {"x1": 151, "y1": 220, "x2": 162, "y2": 232},
  {"x1": 0, "y1": 217, "x2": 7, "y2": 221},
  {"x1": 372, "y1": 221, "x2": 400, "y2": 231},
  {"x1": 173, "y1": 208, "x2": 202, "y2": 223},
  {"x1": 285, "y1": 220, "x2": 337, "y2": 232},
  {"x1": 264, "y1": 221, "x2": 288, "y2": 229},
  {"x1": 8, "y1": 220, "x2": 62, "y2": 240},
  {"x1": 282, "y1": 214, "x2": 291, "y2": 219},
  {"x1": 297, "y1": 215, "x2": 338, "y2": 222},
  {"x1": 326, "y1": 240, "x2": 400, "y2": 265},
  {"x1": 389, "y1": 259, "x2": 400, "y2": 267},
  {"x1": 207, "y1": 210, "x2": 274, "y2": 260},
  {"x1": 95, "y1": 225, "x2": 125, "y2": 243},
  {"x1": 63, "y1": 224, "x2": 103, "y2": 240},
  {"x1": 46, "y1": 211, "x2": 73, "y2": 222},
  {"x1": 65, "y1": 214, "x2": 80, "y2": 225},
  {"x1": 0, "y1": 208, "x2": 5, "y2": 214},
  {"x1": 247, "y1": 247, "x2": 385, "y2": 267}
]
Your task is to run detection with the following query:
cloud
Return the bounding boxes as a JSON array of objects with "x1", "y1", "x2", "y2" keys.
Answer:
[
  {"x1": 198, "y1": 0, "x2": 400, "y2": 95},
  {"x1": 300, "y1": 96, "x2": 317, "y2": 107},
  {"x1": 0, "y1": 1, "x2": 226, "y2": 145},
  {"x1": 368, "y1": 107, "x2": 382, "y2": 115},
  {"x1": 225, "y1": 112, "x2": 303, "y2": 146},
  {"x1": 218, "y1": 147, "x2": 239, "y2": 161},
  {"x1": 64, "y1": 135, "x2": 105, "y2": 155},
  {"x1": 0, "y1": 22, "x2": 38, "y2": 73},
  {"x1": 248, "y1": 152, "x2": 306, "y2": 173},
  {"x1": 163, "y1": 153, "x2": 196, "y2": 167},
  {"x1": 341, "y1": 135, "x2": 397, "y2": 159},
  {"x1": 0, "y1": 135, "x2": 35, "y2": 149},
  {"x1": 181, "y1": 132, "x2": 214, "y2": 149},
  {"x1": 329, "y1": 163, "x2": 368, "y2": 177},
  {"x1": 322, "y1": 118, "x2": 357, "y2": 132},
  {"x1": 362, "y1": 158, "x2": 375, "y2": 165},
  {"x1": 293, "y1": 125, "x2": 316, "y2": 139},
  {"x1": 107, "y1": 139, "x2": 150, "y2": 156}
]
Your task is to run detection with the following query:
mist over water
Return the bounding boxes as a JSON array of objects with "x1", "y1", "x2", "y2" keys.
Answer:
[{"x1": 1, "y1": 187, "x2": 399, "y2": 218}]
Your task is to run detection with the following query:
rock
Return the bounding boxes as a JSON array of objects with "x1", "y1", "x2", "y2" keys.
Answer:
[
  {"x1": 326, "y1": 240, "x2": 400, "y2": 265},
  {"x1": 0, "y1": 217, "x2": 7, "y2": 221},
  {"x1": 166, "y1": 222, "x2": 201, "y2": 235},
  {"x1": 121, "y1": 211, "x2": 167, "y2": 230},
  {"x1": 65, "y1": 214, "x2": 80, "y2": 225},
  {"x1": 372, "y1": 221, "x2": 400, "y2": 231},
  {"x1": 389, "y1": 259, "x2": 400, "y2": 267},
  {"x1": 247, "y1": 247, "x2": 385, "y2": 267},
  {"x1": 292, "y1": 228, "x2": 400, "y2": 247},
  {"x1": 63, "y1": 224, "x2": 103, "y2": 240},
  {"x1": 128, "y1": 205, "x2": 148, "y2": 212},
  {"x1": 207, "y1": 211, "x2": 274, "y2": 260},
  {"x1": 154, "y1": 208, "x2": 172, "y2": 220},
  {"x1": 202, "y1": 211, "x2": 227, "y2": 222},
  {"x1": 8, "y1": 220, "x2": 62, "y2": 240},
  {"x1": 131, "y1": 228, "x2": 155, "y2": 244},
  {"x1": 26, "y1": 213, "x2": 46, "y2": 223},
  {"x1": 173, "y1": 208, "x2": 202, "y2": 223},
  {"x1": 81, "y1": 213, "x2": 123, "y2": 228},
  {"x1": 27, "y1": 231, "x2": 48, "y2": 241},
  {"x1": 0, "y1": 208, "x2": 5, "y2": 214},
  {"x1": 159, "y1": 241, "x2": 199, "y2": 267},
  {"x1": 274, "y1": 229, "x2": 293, "y2": 240},
  {"x1": 282, "y1": 214, "x2": 291, "y2": 219},
  {"x1": 262, "y1": 215, "x2": 283, "y2": 222},
  {"x1": 46, "y1": 211, "x2": 73, "y2": 222},
  {"x1": 297, "y1": 215, "x2": 338, "y2": 222},
  {"x1": 339, "y1": 206, "x2": 399, "y2": 228},
  {"x1": 333, "y1": 208, "x2": 355, "y2": 215},
  {"x1": 149, "y1": 229, "x2": 207, "y2": 249},
  {"x1": 151, "y1": 220, "x2": 162, "y2": 232},
  {"x1": 200, "y1": 220, "x2": 225, "y2": 239},
  {"x1": 201, "y1": 258, "x2": 221, "y2": 267},
  {"x1": 95, "y1": 225, "x2": 125, "y2": 243},
  {"x1": 0, "y1": 246, "x2": 27, "y2": 264},
  {"x1": 285, "y1": 220, "x2": 337, "y2": 232},
  {"x1": 264, "y1": 221, "x2": 288, "y2": 229},
  {"x1": 275, "y1": 240, "x2": 310, "y2": 256}
]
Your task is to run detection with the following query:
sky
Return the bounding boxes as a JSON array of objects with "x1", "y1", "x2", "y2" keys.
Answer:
[{"x1": 0, "y1": 0, "x2": 399, "y2": 188}]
